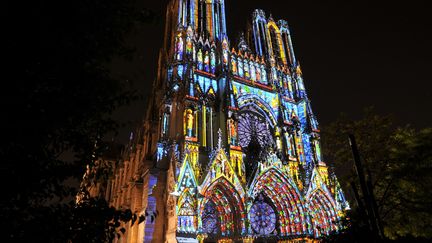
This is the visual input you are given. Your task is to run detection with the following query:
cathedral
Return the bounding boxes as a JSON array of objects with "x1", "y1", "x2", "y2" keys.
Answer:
[{"x1": 81, "y1": 0, "x2": 349, "y2": 242}]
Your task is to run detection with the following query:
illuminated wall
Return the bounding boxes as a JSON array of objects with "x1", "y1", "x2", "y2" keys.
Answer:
[{"x1": 156, "y1": 0, "x2": 349, "y2": 241}]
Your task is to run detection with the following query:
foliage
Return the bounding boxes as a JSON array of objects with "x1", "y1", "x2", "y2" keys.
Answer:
[
  {"x1": 321, "y1": 108, "x2": 432, "y2": 240},
  {"x1": 2, "y1": 0, "x2": 156, "y2": 241}
]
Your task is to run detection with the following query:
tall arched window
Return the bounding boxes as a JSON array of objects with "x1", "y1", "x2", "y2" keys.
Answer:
[
  {"x1": 186, "y1": 0, "x2": 192, "y2": 25},
  {"x1": 198, "y1": 0, "x2": 207, "y2": 35},
  {"x1": 213, "y1": 0, "x2": 221, "y2": 38},
  {"x1": 269, "y1": 26, "x2": 282, "y2": 64},
  {"x1": 259, "y1": 22, "x2": 268, "y2": 56},
  {"x1": 281, "y1": 31, "x2": 293, "y2": 65},
  {"x1": 253, "y1": 21, "x2": 268, "y2": 56},
  {"x1": 252, "y1": 10, "x2": 268, "y2": 57}
]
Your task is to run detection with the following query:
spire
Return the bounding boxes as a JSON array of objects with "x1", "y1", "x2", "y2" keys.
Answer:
[
  {"x1": 268, "y1": 13, "x2": 274, "y2": 22},
  {"x1": 238, "y1": 32, "x2": 251, "y2": 53}
]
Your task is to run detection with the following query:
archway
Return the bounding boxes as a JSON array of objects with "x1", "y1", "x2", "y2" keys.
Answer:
[
  {"x1": 249, "y1": 168, "x2": 308, "y2": 237},
  {"x1": 200, "y1": 177, "x2": 246, "y2": 239},
  {"x1": 307, "y1": 189, "x2": 338, "y2": 237}
]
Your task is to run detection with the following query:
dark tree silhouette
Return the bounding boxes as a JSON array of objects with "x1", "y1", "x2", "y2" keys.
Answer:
[
  {"x1": 2, "y1": 0, "x2": 157, "y2": 241},
  {"x1": 321, "y1": 108, "x2": 432, "y2": 241}
]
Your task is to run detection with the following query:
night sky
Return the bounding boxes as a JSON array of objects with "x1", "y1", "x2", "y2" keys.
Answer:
[{"x1": 112, "y1": 0, "x2": 432, "y2": 143}]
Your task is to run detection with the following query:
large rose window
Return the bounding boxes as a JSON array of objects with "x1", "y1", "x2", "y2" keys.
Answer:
[{"x1": 238, "y1": 111, "x2": 273, "y2": 149}]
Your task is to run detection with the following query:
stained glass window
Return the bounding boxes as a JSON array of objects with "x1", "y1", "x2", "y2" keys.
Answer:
[{"x1": 177, "y1": 64, "x2": 184, "y2": 78}]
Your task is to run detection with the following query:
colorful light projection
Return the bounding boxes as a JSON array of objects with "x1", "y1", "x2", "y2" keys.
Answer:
[
  {"x1": 201, "y1": 201, "x2": 219, "y2": 234},
  {"x1": 200, "y1": 177, "x2": 247, "y2": 237},
  {"x1": 170, "y1": 2, "x2": 347, "y2": 241},
  {"x1": 249, "y1": 168, "x2": 308, "y2": 236},
  {"x1": 237, "y1": 112, "x2": 273, "y2": 149},
  {"x1": 177, "y1": 144, "x2": 199, "y2": 234},
  {"x1": 231, "y1": 52, "x2": 268, "y2": 85},
  {"x1": 232, "y1": 81, "x2": 279, "y2": 119},
  {"x1": 175, "y1": 33, "x2": 184, "y2": 61},
  {"x1": 307, "y1": 189, "x2": 338, "y2": 237},
  {"x1": 249, "y1": 194, "x2": 277, "y2": 235},
  {"x1": 194, "y1": 74, "x2": 218, "y2": 95}
]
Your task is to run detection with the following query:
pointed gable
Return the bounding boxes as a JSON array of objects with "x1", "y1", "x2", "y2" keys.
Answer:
[{"x1": 177, "y1": 156, "x2": 198, "y2": 192}]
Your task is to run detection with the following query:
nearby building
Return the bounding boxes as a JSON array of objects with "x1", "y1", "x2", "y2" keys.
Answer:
[{"x1": 81, "y1": 0, "x2": 349, "y2": 242}]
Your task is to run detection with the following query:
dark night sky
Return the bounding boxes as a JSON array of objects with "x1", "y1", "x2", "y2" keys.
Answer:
[{"x1": 111, "y1": 0, "x2": 432, "y2": 143}]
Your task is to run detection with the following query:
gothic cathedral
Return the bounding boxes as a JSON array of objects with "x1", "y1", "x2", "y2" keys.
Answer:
[{"x1": 86, "y1": 0, "x2": 349, "y2": 242}]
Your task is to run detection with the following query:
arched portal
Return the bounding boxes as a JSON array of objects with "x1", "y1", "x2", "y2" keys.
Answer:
[
  {"x1": 200, "y1": 177, "x2": 246, "y2": 238},
  {"x1": 307, "y1": 189, "x2": 338, "y2": 237},
  {"x1": 249, "y1": 168, "x2": 308, "y2": 237}
]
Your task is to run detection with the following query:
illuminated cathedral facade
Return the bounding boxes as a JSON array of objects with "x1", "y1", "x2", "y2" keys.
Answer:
[{"x1": 84, "y1": 0, "x2": 349, "y2": 242}]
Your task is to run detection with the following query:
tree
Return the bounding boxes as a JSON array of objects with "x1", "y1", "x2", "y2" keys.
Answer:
[
  {"x1": 2, "y1": 0, "x2": 157, "y2": 241},
  {"x1": 321, "y1": 108, "x2": 432, "y2": 240}
]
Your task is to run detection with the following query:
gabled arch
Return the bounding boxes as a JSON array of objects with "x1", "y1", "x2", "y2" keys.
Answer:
[
  {"x1": 249, "y1": 167, "x2": 308, "y2": 236},
  {"x1": 306, "y1": 169, "x2": 339, "y2": 237},
  {"x1": 306, "y1": 189, "x2": 339, "y2": 237},
  {"x1": 199, "y1": 176, "x2": 247, "y2": 237},
  {"x1": 177, "y1": 156, "x2": 198, "y2": 191}
]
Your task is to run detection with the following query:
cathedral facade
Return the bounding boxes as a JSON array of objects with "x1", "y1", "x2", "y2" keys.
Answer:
[{"x1": 85, "y1": 0, "x2": 349, "y2": 242}]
